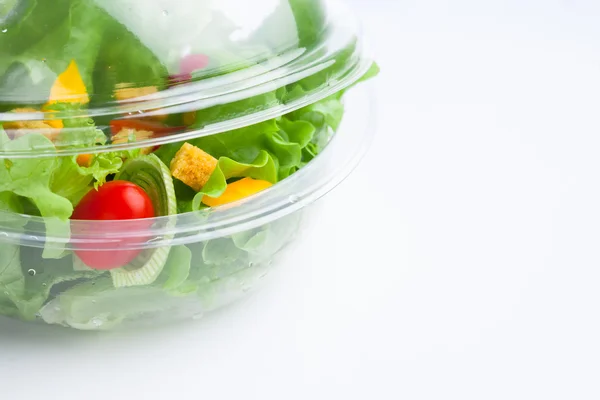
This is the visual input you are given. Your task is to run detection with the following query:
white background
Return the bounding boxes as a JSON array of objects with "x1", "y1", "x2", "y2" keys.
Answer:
[{"x1": 3, "y1": 0, "x2": 600, "y2": 398}]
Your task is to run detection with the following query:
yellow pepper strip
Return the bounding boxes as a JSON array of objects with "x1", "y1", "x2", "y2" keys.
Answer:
[
  {"x1": 202, "y1": 177, "x2": 273, "y2": 208},
  {"x1": 76, "y1": 154, "x2": 93, "y2": 168},
  {"x1": 46, "y1": 60, "x2": 89, "y2": 105},
  {"x1": 42, "y1": 60, "x2": 89, "y2": 130},
  {"x1": 45, "y1": 119, "x2": 64, "y2": 129}
]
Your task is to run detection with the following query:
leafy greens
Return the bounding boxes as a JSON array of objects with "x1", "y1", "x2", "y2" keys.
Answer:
[{"x1": 0, "y1": 0, "x2": 379, "y2": 329}]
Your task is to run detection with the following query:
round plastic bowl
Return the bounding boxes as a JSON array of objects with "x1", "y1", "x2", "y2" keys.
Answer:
[
  {"x1": 0, "y1": 84, "x2": 374, "y2": 330},
  {"x1": 0, "y1": 0, "x2": 376, "y2": 330}
]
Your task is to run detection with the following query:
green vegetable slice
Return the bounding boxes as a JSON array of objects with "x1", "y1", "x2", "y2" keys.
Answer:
[
  {"x1": 39, "y1": 278, "x2": 186, "y2": 330},
  {"x1": 110, "y1": 154, "x2": 177, "y2": 288}
]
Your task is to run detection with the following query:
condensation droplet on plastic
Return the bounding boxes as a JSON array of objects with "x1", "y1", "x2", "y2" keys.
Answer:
[
  {"x1": 54, "y1": 306, "x2": 61, "y2": 312},
  {"x1": 0, "y1": 232, "x2": 8, "y2": 237},
  {"x1": 91, "y1": 300, "x2": 97, "y2": 304},
  {"x1": 192, "y1": 312, "x2": 203, "y2": 320},
  {"x1": 41, "y1": 58, "x2": 46, "y2": 63},
  {"x1": 3, "y1": 291, "x2": 9, "y2": 296},
  {"x1": 146, "y1": 236, "x2": 164, "y2": 244},
  {"x1": 91, "y1": 318, "x2": 103, "y2": 327},
  {"x1": 162, "y1": 9, "x2": 169, "y2": 16},
  {"x1": 27, "y1": 269, "x2": 36, "y2": 276},
  {"x1": 1, "y1": 29, "x2": 7, "y2": 33},
  {"x1": 259, "y1": 267, "x2": 270, "y2": 278},
  {"x1": 248, "y1": 262, "x2": 255, "y2": 268},
  {"x1": 41, "y1": 283, "x2": 47, "y2": 287},
  {"x1": 91, "y1": 281, "x2": 96, "y2": 286},
  {"x1": 241, "y1": 281, "x2": 251, "y2": 292},
  {"x1": 288, "y1": 195, "x2": 300, "y2": 204}
]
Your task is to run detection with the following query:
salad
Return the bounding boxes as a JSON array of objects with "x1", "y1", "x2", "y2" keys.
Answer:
[{"x1": 0, "y1": 0, "x2": 377, "y2": 329}]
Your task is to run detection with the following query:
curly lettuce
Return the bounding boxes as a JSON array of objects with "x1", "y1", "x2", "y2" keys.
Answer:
[{"x1": 0, "y1": 62, "x2": 379, "y2": 329}]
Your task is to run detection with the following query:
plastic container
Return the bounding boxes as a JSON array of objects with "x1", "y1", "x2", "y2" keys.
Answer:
[{"x1": 0, "y1": 0, "x2": 376, "y2": 330}]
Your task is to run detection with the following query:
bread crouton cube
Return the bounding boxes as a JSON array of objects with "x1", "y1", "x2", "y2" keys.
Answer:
[
  {"x1": 170, "y1": 143, "x2": 218, "y2": 191},
  {"x1": 114, "y1": 84, "x2": 158, "y2": 101},
  {"x1": 114, "y1": 84, "x2": 167, "y2": 121},
  {"x1": 111, "y1": 128, "x2": 153, "y2": 144},
  {"x1": 111, "y1": 128, "x2": 156, "y2": 155},
  {"x1": 4, "y1": 108, "x2": 57, "y2": 140}
]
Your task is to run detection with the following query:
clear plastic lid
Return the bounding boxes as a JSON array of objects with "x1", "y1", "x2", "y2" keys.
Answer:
[{"x1": 0, "y1": 0, "x2": 370, "y2": 157}]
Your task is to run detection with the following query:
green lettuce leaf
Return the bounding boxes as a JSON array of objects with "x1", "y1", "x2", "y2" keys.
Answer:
[
  {"x1": 0, "y1": 191, "x2": 23, "y2": 215},
  {"x1": 39, "y1": 278, "x2": 182, "y2": 330},
  {"x1": 5, "y1": 62, "x2": 379, "y2": 330},
  {"x1": 37, "y1": 210, "x2": 304, "y2": 330},
  {"x1": 0, "y1": 0, "x2": 108, "y2": 107},
  {"x1": 49, "y1": 102, "x2": 107, "y2": 149},
  {"x1": 156, "y1": 116, "x2": 318, "y2": 210},
  {"x1": 0, "y1": 128, "x2": 73, "y2": 220},
  {"x1": 159, "y1": 246, "x2": 193, "y2": 291},
  {"x1": 0, "y1": 0, "x2": 72, "y2": 57},
  {"x1": 170, "y1": 150, "x2": 278, "y2": 213},
  {"x1": 50, "y1": 152, "x2": 123, "y2": 205},
  {"x1": 0, "y1": 243, "x2": 100, "y2": 321},
  {"x1": 190, "y1": 151, "x2": 278, "y2": 211}
]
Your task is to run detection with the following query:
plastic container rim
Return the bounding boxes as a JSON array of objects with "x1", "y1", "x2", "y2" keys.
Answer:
[
  {"x1": 0, "y1": 77, "x2": 376, "y2": 250},
  {"x1": 0, "y1": 0, "x2": 366, "y2": 158}
]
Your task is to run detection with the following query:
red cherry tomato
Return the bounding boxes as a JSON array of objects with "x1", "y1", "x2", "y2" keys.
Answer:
[
  {"x1": 169, "y1": 54, "x2": 210, "y2": 84},
  {"x1": 72, "y1": 181, "x2": 155, "y2": 270},
  {"x1": 180, "y1": 54, "x2": 210, "y2": 75}
]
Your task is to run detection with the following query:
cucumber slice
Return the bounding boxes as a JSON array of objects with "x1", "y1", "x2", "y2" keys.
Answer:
[
  {"x1": 110, "y1": 154, "x2": 177, "y2": 288},
  {"x1": 40, "y1": 278, "x2": 188, "y2": 330}
]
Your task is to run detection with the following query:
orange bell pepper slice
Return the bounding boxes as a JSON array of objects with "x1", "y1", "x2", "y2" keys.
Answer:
[
  {"x1": 76, "y1": 154, "x2": 94, "y2": 167},
  {"x1": 202, "y1": 178, "x2": 273, "y2": 208}
]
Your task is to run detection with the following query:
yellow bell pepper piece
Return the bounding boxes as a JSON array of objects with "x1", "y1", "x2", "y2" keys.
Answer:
[
  {"x1": 42, "y1": 60, "x2": 89, "y2": 130},
  {"x1": 47, "y1": 60, "x2": 89, "y2": 105},
  {"x1": 202, "y1": 177, "x2": 273, "y2": 208},
  {"x1": 45, "y1": 119, "x2": 64, "y2": 129}
]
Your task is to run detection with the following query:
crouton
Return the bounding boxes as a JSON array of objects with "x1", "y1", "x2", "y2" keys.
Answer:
[
  {"x1": 170, "y1": 143, "x2": 218, "y2": 191},
  {"x1": 114, "y1": 84, "x2": 158, "y2": 101},
  {"x1": 4, "y1": 108, "x2": 58, "y2": 140},
  {"x1": 111, "y1": 128, "x2": 156, "y2": 155},
  {"x1": 114, "y1": 83, "x2": 166, "y2": 121},
  {"x1": 111, "y1": 128, "x2": 154, "y2": 144}
]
